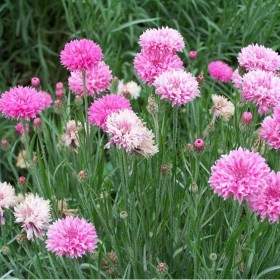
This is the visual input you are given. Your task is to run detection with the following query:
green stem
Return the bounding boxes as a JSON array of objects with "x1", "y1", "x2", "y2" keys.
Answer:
[{"x1": 82, "y1": 70, "x2": 89, "y2": 137}]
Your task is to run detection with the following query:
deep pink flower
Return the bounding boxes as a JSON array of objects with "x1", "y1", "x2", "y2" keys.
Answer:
[
  {"x1": 208, "y1": 61, "x2": 233, "y2": 83},
  {"x1": 46, "y1": 216, "x2": 98, "y2": 258},
  {"x1": 241, "y1": 112, "x2": 253, "y2": 125},
  {"x1": 14, "y1": 193, "x2": 51, "y2": 240},
  {"x1": 106, "y1": 109, "x2": 158, "y2": 158},
  {"x1": 248, "y1": 171, "x2": 280, "y2": 223},
  {"x1": 68, "y1": 61, "x2": 112, "y2": 95},
  {"x1": 193, "y1": 139, "x2": 204, "y2": 152},
  {"x1": 139, "y1": 27, "x2": 184, "y2": 54},
  {"x1": 134, "y1": 50, "x2": 184, "y2": 86},
  {"x1": 209, "y1": 148, "x2": 270, "y2": 203},
  {"x1": 260, "y1": 116, "x2": 280, "y2": 150},
  {"x1": 231, "y1": 69, "x2": 243, "y2": 89},
  {"x1": 238, "y1": 44, "x2": 280, "y2": 72},
  {"x1": 0, "y1": 86, "x2": 47, "y2": 120},
  {"x1": 15, "y1": 122, "x2": 29, "y2": 136},
  {"x1": 38, "y1": 91, "x2": 53, "y2": 110},
  {"x1": 88, "y1": 94, "x2": 131, "y2": 130},
  {"x1": 241, "y1": 70, "x2": 280, "y2": 114},
  {"x1": 153, "y1": 70, "x2": 200, "y2": 106},
  {"x1": 60, "y1": 39, "x2": 103, "y2": 71},
  {"x1": 31, "y1": 77, "x2": 40, "y2": 88}
]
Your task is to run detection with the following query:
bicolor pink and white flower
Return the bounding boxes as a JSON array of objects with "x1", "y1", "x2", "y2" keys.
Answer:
[{"x1": 46, "y1": 216, "x2": 98, "y2": 258}]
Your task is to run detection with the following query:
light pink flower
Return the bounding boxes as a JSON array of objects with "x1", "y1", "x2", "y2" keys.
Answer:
[
  {"x1": 62, "y1": 120, "x2": 82, "y2": 149},
  {"x1": 68, "y1": 61, "x2": 112, "y2": 95},
  {"x1": 38, "y1": 91, "x2": 53, "y2": 109},
  {"x1": 274, "y1": 105, "x2": 280, "y2": 122},
  {"x1": 60, "y1": 39, "x2": 103, "y2": 71},
  {"x1": 209, "y1": 148, "x2": 270, "y2": 203},
  {"x1": 231, "y1": 69, "x2": 243, "y2": 89},
  {"x1": 139, "y1": 27, "x2": 184, "y2": 54},
  {"x1": 260, "y1": 116, "x2": 280, "y2": 150},
  {"x1": 88, "y1": 94, "x2": 131, "y2": 130},
  {"x1": 0, "y1": 86, "x2": 47, "y2": 120},
  {"x1": 46, "y1": 216, "x2": 98, "y2": 258},
  {"x1": 153, "y1": 70, "x2": 200, "y2": 106},
  {"x1": 208, "y1": 61, "x2": 233, "y2": 83},
  {"x1": 134, "y1": 51, "x2": 184, "y2": 86},
  {"x1": 248, "y1": 171, "x2": 280, "y2": 223},
  {"x1": 14, "y1": 193, "x2": 51, "y2": 240},
  {"x1": 106, "y1": 109, "x2": 158, "y2": 158},
  {"x1": 241, "y1": 70, "x2": 280, "y2": 114},
  {"x1": 15, "y1": 122, "x2": 29, "y2": 136},
  {"x1": 238, "y1": 44, "x2": 280, "y2": 72},
  {"x1": 0, "y1": 182, "x2": 17, "y2": 225}
]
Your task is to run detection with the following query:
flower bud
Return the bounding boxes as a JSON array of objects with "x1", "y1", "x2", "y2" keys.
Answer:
[
  {"x1": 241, "y1": 112, "x2": 253, "y2": 125},
  {"x1": 1, "y1": 139, "x2": 8, "y2": 149},
  {"x1": 189, "y1": 50, "x2": 197, "y2": 60},
  {"x1": 193, "y1": 138, "x2": 205, "y2": 152},
  {"x1": 19, "y1": 176, "x2": 26, "y2": 186},
  {"x1": 74, "y1": 95, "x2": 83, "y2": 107},
  {"x1": 196, "y1": 74, "x2": 204, "y2": 84},
  {"x1": 55, "y1": 89, "x2": 65, "y2": 99},
  {"x1": 209, "y1": 253, "x2": 217, "y2": 261},
  {"x1": 56, "y1": 82, "x2": 64, "y2": 89},
  {"x1": 31, "y1": 77, "x2": 40, "y2": 88},
  {"x1": 33, "y1": 117, "x2": 42, "y2": 128}
]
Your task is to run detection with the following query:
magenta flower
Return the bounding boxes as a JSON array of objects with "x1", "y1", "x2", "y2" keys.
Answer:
[
  {"x1": 241, "y1": 70, "x2": 280, "y2": 114},
  {"x1": 134, "y1": 50, "x2": 184, "y2": 86},
  {"x1": 106, "y1": 109, "x2": 158, "y2": 158},
  {"x1": 15, "y1": 122, "x2": 29, "y2": 136},
  {"x1": 60, "y1": 39, "x2": 103, "y2": 71},
  {"x1": 260, "y1": 116, "x2": 280, "y2": 150},
  {"x1": 209, "y1": 148, "x2": 270, "y2": 203},
  {"x1": 46, "y1": 216, "x2": 98, "y2": 258},
  {"x1": 153, "y1": 70, "x2": 200, "y2": 106},
  {"x1": 139, "y1": 27, "x2": 184, "y2": 54},
  {"x1": 88, "y1": 94, "x2": 131, "y2": 130},
  {"x1": 14, "y1": 193, "x2": 51, "y2": 240},
  {"x1": 0, "y1": 86, "x2": 47, "y2": 120},
  {"x1": 0, "y1": 182, "x2": 17, "y2": 225},
  {"x1": 68, "y1": 61, "x2": 112, "y2": 95},
  {"x1": 248, "y1": 171, "x2": 280, "y2": 223},
  {"x1": 238, "y1": 44, "x2": 280, "y2": 72},
  {"x1": 208, "y1": 61, "x2": 233, "y2": 83},
  {"x1": 231, "y1": 69, "x2": 243, "y2": 89}
]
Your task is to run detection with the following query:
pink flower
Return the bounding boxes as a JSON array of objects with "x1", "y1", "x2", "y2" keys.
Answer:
[
  {"x1": 31, "y1": 77, "x2": 40, "y2": 88},
  {"x1": 241, "y1": 70, "x2": 280, "y2": 114},
  {"x1": 68, "y1": 61, "x2": 112, "y2": 95},
  {"x1": 88, "y1": 94, "x2": 131, "y2": 130},
  {"x1": 238, "y1": 44, "x2": 280, "y2": 72},
  {"x1": 231, "y1": 69, "x2": 243, "y2": 89},
  {"x1": 55, "y1": 89, "x2": 65, "y2": 99},
  {"x1": 0, "y1": 182, "x2": 17, "y2": 225},
  {"x1": 241, "y1": 112, "x2": 253, "y2": 125},
  {"x1": 38, "y1": 91, "x2": 53, "y2": 110},
  {"x1": 139, "y1": 27, "x2": 184, "y2": 54},
  {"x1": 248, "y1": 171, "x2": 280, "y2": 223},
  {"x1": 62, "y1": 120, "x2": 82, "y2": 149},
  {"x1": 274, "y1": 105, "x2": 280, "y2": 122},
  {"x1": 208, "y1": 61, "x2": 233, "y2": 83},
  {"x1": 56, "y1": 82, "x2": 64, "y2": 89},
  {"x1": 209, "y1": 148, "x2": 270, "y2": 203},
  {"x1": 46, "y1": 216, "x2": 98, "y2": 258},
  {"x1": 153, "y1": 70, "x2": 200, "y2": 106},
  {"x1": 0, "y1": 86, "x2": 47, "y2": 120},
  {"x1": 106, "y1": 109, "x2": 158, "y2": 158},
  {"x1": 189, "y1": 51, "x2": 197, "y2": 60},
  {"x1": 260, "y1": 116, "x2": 280, "y2": 150},
  {"x1": 33, "y1": 117, "x2": 41, "y2": 127},
  {"x1": 60, "y1": 39, "x2": 103, "y2": 71},
  {"x1": 15, "y1": 122, "x2": 29, "y2": 136},
  {"x1": 193, "y1": 139, "x2": 204, "y2": 152},
  {"x1": 134, "y1": 50, "x2": 184, "y2": 86},
  {"x1": 14, "y1": 193, "x2": 51, "y2": 240}
]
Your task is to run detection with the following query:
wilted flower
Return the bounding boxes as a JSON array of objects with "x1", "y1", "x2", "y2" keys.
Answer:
[
  {"x1": 210, "y1": 95, "x2": 235, "y2": 121},
  {"x1": 46, "y1": 216, "x2": 98, "y2": 258},
  {"x1": 57, "y1": 199, "x2": 78, "y2": 217},
  {"x1": 16, "y1": 150, "x2": 37, "y2": 169},
  {"x1": 62, "y1": 120, "x2": 82, "y2": 149},
  {"x1": 14, "y1": 193, "x2": 51, "y2": 240},
  {"x1": 102, "y1": 251, "x2": 119, "y2": 275},
  {"x1": 0, "y1": 182, "x2": 17, "y2": 224},
  {"x1": 120, "y1": 211, "x2": 128, "y2": 219},
  {"x1": 209, "y1": 253, "x2": 217, "y2": 261}
]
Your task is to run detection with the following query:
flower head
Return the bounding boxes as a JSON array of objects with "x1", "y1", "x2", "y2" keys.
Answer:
[
  {"x1": 241, "y1": 70, "x2": 280, "y2": 114},
  {"x1": 106, "y1": 109, "x2": 158, "y2": 158},
  {"x1": 248, "y1": 171, "x2": 280, "y2": 223},
  {"x1": 208, "y1": 61, "x2": 233, "y2": 82},
  {"x1": 260, "y1": 116, "x2": 280, "y2": 150},
  {"x1": 209, "y1": 148, "x2": 270, "y2": 203},
  {"x1": 238, "y1": 44, "x2": 280, "y2": 72},
  {"x1": 60, "y1": 39, "x2": 103, "y2": 71},
  {"x1": 68, "y1": 61, "x2": 112, "y2": 95},
  {"x1": 117, "y1": 80, "x2": 141, "y2": 99},
  {"x1": 88, "y1": 94, "x2": 131, "y2": 130},
  {"x1": 46, "y1": 216, "x2": 98, "y2": 258},
  {"x1": 153, "y1": 70, "x2": 200, "y2": 106},
  {"x1": 139, "y1": 27, "x2": 184, "y2": 54},
  {"x1": 210, "y1": 95, "x2": 235, "y2": 121},
  {"x1": 14, "y1": 193, "x2": 51, "y2": 240},
  {"x1": 134, "y1": 51, "x2": 184, "y2": 85},
  {"x1": 0, "y1": 86, "x2": 48, "y2": 120},
  {"x1": 0, "y1": 182, "x2": 17, "y2": 224}
]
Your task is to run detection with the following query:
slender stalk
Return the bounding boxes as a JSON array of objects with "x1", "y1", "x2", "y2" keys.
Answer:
[{"x1": 82, "y1": 70, "x2": 89, "y2": 137}]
